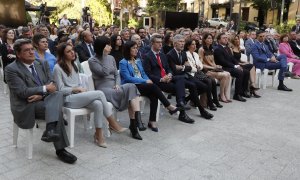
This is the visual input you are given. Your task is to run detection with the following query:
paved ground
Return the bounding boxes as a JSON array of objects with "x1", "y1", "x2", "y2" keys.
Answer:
[{"x1": 0, "y1": 76, "x2": 299, "y2": 180}]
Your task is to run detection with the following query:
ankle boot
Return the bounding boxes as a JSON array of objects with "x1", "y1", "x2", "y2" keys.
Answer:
[
  {"x1": 129, "y1": 119, "x2": 142, "y2": 140},
  {"x1": 135, "y1": 111, "x2": 146, "y2": 131}
]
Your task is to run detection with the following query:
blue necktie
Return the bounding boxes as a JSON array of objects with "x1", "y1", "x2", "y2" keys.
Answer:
[{"x1": 29, "y1": 65, "x2": 42, "y2": 86}]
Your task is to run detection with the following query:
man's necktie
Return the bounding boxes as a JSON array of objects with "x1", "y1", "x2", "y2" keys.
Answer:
[
  {"x1": 156, "y1": 53, "x2": 166, "y2": 78},
  {"x1": 88, "y1": 44, "x2": 94, "y2": 56},
  {"x1": 178, "y1": 52, "x2": 183, "y2": 64},
  {"x1": 225, "y1": 46, "x2": 232, "y2": 55},
  {"x1": 29, "y1": 65, "x2": 42, "y2": 86}
]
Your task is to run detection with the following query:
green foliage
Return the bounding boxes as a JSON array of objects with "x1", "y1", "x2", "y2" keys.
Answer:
[
  {"x1": 128, "y1": 18, "x2": 138, "y2": 28},
  {"x1": 25, "y1": 11, "x2": 32, "y2": 24},
  {"x1": 147, "y1": 0, "x2": 180, "y2": 13},
  {"x1": 275, "y1": 20, "x2": 296, "y2": 34},
  {"x1": 31, "y1": 0, "x2": 112, "y2": 26}
]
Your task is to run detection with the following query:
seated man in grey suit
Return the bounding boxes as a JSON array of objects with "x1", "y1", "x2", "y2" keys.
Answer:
[{"x1": 5, "y1": 39, "x2": 77, "y2": 164}]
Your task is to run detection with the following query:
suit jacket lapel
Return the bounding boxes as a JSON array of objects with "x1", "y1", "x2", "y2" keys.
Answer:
[
  {"x1": 150, "y1": 51, "x2": 160, "y2": 67},
  {"x1": 16, "y1": 60, "x2": 39, "y2": 86}
]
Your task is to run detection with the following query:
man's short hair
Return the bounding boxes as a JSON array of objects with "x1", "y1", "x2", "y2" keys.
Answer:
[
  {"x1": 22, "y1": 27, "x2": 30, "y2": 34},
  {"x1": 150, "y1": 34, "x2": 162, "y2": 43},
  {"x1": 14, "y1": 39, "x2": 32, "y2": 53},
  {"x1": 216, "y1": 32, "x2": 226, "y2": 41},
  {"x1": 256, "y1": 30, "x2": 265, "y2": 36},
  {"x1": 173, "y1": 34, "x2": 184, "y2": 43},
  {"x1": 131, "y1": 34, "x2": 140, "y2": 41}
]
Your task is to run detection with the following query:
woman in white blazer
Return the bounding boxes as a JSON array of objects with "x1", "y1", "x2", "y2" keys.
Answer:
[{"x1": 185, "y1": 39, "x2": 223, "y2": 110}]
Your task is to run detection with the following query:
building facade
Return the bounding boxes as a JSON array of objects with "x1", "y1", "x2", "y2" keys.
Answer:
[{"x1": 180, "y1": 0, "x2": 300, "y2": 25}]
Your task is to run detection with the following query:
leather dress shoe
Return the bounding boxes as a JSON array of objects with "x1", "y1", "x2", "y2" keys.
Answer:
[
  {"x1": 278, "y1": 85, "x2": 293, "y2": 91},
  {"x1": 178, "y1": 102, "x2": 191, "y2": 111},
  {"x1": 41, "y1": 129, "x2": 60, "y2": 142},
  {"x1": 233, "y1": 94, "x2": 247, "y2": 102},
  {"x1": 200, "y1": 110, "x2": 214, "y2": 119},
  {"x1": 148, "y1": 123, "x2": 158, "y2": 132},
  {"x1": 56, "y1": 149, "x2": 77, "y2": 164},
  {"x1": 178, "y1": 113, "x2": 195, "y2": 124},
  {"x1": 241, "y1": 91, "x2": 251, "y2": 98}
]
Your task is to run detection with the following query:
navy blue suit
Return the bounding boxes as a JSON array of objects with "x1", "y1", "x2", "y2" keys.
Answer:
[
  {"x1": 142, "y1": 50, "x2": 186, "y2": 106},
  {"x1": 214, "y1": 44, "x2": 250, "y2": 95},
  {"x1": 251, "y1": 41, "x2": 287, "y2": 81}
]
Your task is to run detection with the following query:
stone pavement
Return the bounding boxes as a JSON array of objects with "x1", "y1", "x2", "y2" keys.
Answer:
[{"x1": 0, "y1": 77, "x2": 300, "y2": 180}]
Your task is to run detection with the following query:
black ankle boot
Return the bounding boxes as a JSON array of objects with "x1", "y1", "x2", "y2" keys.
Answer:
[
  {"x1": 129, "y1": 119, "x2": 142, "y2": 140},
  {"x1": 135, "y1": 111, "x2": 146, "y2": 131}
]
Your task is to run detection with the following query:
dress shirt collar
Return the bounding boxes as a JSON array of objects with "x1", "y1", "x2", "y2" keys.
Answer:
[{"x1": 22, "y1": 62, "x2": 35, "y2": 72}]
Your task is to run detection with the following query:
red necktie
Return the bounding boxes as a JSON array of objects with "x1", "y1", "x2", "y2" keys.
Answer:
[{"x1": 156, "y1": 53, "x2": 166, "y2": 77}]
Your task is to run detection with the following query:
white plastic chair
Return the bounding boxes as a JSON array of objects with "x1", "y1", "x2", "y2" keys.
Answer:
[
  {"x1": 249, "y1": 54, "x2": 276, "y2": 89},
  {"x1": 13, "y1": 121, "x2": 43, "y2": 159},
  {"x1": 287, "y1": 62, "x2": 294, "y2": 79},
  {"x1": 0, "y1": 56, "x2": 9, "y2": 94}
]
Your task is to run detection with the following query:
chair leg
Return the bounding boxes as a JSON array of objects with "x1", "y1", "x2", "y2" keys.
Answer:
[
  {"x1": 27, "y1": 129, "x2": 33, "y2": 159},
  {"x1": 263, "y1": 69, "x2": 268, "y2": 89},
  {"x1": 13, "y1": 123, "x2": 19, "y2": 147},
  {"x1": 68, "y1": 114, "x2": 75, "y2": 148},
  {"x1": 156, "y1": 99, "x2": 160, "y2": 122}
]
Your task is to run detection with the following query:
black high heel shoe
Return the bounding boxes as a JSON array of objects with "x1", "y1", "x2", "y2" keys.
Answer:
[
  {"x1": 213, "y1": 100, "x2": 223, "y2": 108},
  {"x1": 207, "y1": 104, "x2": 217, "y2": 111},
  {"x1": 168, "y1": 107, "x2": 184, "y2": 115},
  {"x1": 148, "y1": 122, "x2": 158, "y2": 132},
  {"x1": 250, "y1": 89, "x2": 261, "y2": 98},
  {"x1": 250, "y1": 85, "x2": 260, "y2": 91}
]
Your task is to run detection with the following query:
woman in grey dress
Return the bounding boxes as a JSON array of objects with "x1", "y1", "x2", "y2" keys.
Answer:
[
  {"x1": 53, "y1": 43, "x2": 126, "y2": 148},
  {"x1": 89, "y1": 36, "x2": 144, "y2": 140}
]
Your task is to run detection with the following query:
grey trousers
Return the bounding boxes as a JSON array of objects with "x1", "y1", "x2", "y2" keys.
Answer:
[
  {"x1": 64, "y1": 91, "x2": 113, "y2": 128},
  {"x1": 34, "y1": 91, "x2": 69, "y2": 150}
]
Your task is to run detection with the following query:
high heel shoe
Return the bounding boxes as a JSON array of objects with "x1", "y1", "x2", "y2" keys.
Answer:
[
  {"x1": 168, "y1": 107, "x2": 184, "y2": 115},
  {"x1": 109, "y1": 126, "x2": 127, "y2": 133},
  {"x1": 250, "y1": 85, "x2": 260, "y2": 91},
  {"x1": 218, "y1": 94, "x2": 229, "y2": 103},
  {"x1": 250, "y1": 89, "x2": 261, "y2": 98},
  {"x1": 135, "y1": 111, "x2": 146, "y2": 131},
  {"x1": 129, "y1": 119, "x2": 142, "y2": 140},
  {"x1": 93, "y1": 134, "x2": 107, "y2": 148},
  {"x1": 148, "y1": 122, "x2": 158, "y2": 132}
]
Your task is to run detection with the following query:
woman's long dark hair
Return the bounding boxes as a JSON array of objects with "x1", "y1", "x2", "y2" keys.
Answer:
[
  {"x1": 202, "y1": 33, "x2": 214, "y2": 55},
  {"x1": 123, "y1": 41, "x2": 137, "y2": 60},
  {"x1": 56, "y1": 42, "x2": 78, "y2": 76},
  {"x1": 110, "y1": 34, "x2": 122, "y2": 51}
]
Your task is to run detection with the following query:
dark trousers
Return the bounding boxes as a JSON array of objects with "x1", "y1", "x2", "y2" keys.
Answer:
[
  {"x1": 34, "y1": 92, "x2": 69, "y2": 150},
  {"x1": 201, "y1": 77, "x2": 218, "y2": 103},
  {"x1": 136, "y1": 83, "x2": 170, "y2": 122},
  {"x1": 156, "y1": 75, "x2": 186, "y2": 106},
  {"x1": 224, "y1": 67, "x2": 250, "y2": 95},
  {"x1": 184, "y1": 77, "x2": 207, "y2": 111}
]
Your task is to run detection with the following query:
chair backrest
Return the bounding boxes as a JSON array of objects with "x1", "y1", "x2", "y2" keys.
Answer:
[
  {"x1": 81, "y1": 61, "x2": 92, "y2": 76},
  {"x1": 240, "y1": 53, "x2": 247, "y2": 63},
  {"x1": 80, "y1": 61, "x2": 95, "y2": 91}
]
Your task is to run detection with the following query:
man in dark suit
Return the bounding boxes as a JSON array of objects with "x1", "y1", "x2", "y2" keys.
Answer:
[
  {"x1": 251, "y1": 31, "x2": 292, "y2": 91},
  {"x1": 226, "y1": 20, "x2": 237, "y2": 32},
  {"x1": 291, "y1": 18, "x2": 300, "y2": 33},
  {"x1": 167, "y1": 34, "x2": 214, "y2": 118},
  {"x1": 289, "y1": 31, "x2": 300, "y2": 57},
  {"x1": 76, "y1": 30, "x2": 95, "y2": 62},
  {"x1": 5, "y1": 39, "x2": 77, "y2": 164},
  {"x1": 142, "y1": 34, "x2": 195, "y2": 123},
  {"x1": 214, "y1": 33, "x2": 250, "y2": 102}
]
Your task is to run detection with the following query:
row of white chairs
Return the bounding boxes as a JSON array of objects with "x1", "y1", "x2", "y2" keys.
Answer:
[{"x1": 12, "y1": 60, "x2": 161, "y2": 159}]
